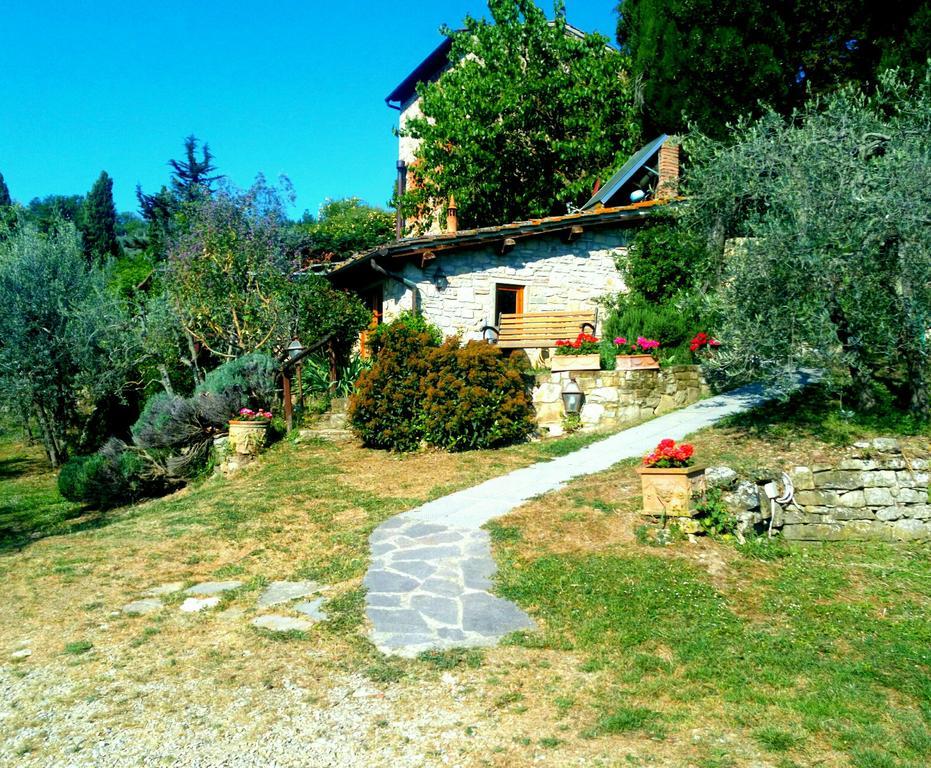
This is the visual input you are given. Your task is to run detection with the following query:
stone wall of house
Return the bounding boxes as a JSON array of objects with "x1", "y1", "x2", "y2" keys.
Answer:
[
  {"x1": 532, "y1": 365, "x2": 709, "y2": 435},
  {"x1": 713, "y1": 438, "x2": 930, "y2": 542},
  {"x1": 382, "y1": 229, "x2": 629, "y2": 342}
]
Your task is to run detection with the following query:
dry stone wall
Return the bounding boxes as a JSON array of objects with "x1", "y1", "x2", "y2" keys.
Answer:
[
  {"x1": 713, "y1": 438, "x2": 930, "y2": 542},
  {"x1": 782, "y1": 439, "x2": 930, "y2": 541},
  {"x1": 533, "y1": 365, "x2": 709, "y2": 435}
]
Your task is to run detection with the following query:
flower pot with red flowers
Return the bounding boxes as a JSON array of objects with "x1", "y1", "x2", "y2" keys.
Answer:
[
  {"x1": 613, "y1": 336, "x2": 661, "y2": 371},
  {"x1": 636, "y1": 439, "x2": 705, "y2": 518},
  {"x1": 551, "y1": 332, "x2": 602, "y2": 372},
  {"x1": 228, "y1": 408, "x2": 273, "y2": 456}
]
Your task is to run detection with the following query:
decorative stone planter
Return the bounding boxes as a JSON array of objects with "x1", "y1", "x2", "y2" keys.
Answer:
[
  {"x1": 615, "y1": 354, "x2": 660, "y2": 371},
  {"x1": 636, "y1": 465, "x2": 706, "y2": 517},
  {"x1": 227, "y1": 420, "x2": 269, "y2": 457},
  {"x1": 550, "y1": 354, "x2": 601, "y2": 372}
]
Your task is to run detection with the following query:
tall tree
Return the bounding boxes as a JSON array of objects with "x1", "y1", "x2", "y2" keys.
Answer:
[
  {"x1": 0, "y1": 172, "x2": 11, "y2": 207},
  {"x1": 25, "y1": 194, "x2": 84, "y2": 234},
  {"x1": 617, "y1": 0, "x2": 931, "y2": 138},
  {"x1": 401, "y1": 0, "x2": 641, "y2": 230},
  {"x1": 82, "y1": 171, "x2": 122, "y2": 262},
  {"x1": 295, "y1": 198, "x2": 394, "y2": 264},
  {"x1": 170, "y1": 134, "x2": 222, "y2": 201}
]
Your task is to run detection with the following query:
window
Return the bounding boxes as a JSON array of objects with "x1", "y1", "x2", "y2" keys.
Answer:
[{"x1": 494, "y1": 284, "x2": 524, "y2": 322}]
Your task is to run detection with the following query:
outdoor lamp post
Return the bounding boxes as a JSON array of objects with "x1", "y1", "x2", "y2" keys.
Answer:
[
  {"x1": 283, "y1": 338, "x2": 305, "y2": 432},
  {"x1": 562, "y1": 378, "x2": 583, "y2": 415}
]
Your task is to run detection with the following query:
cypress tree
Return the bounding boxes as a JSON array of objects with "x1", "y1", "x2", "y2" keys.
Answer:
[
  {"x1": 0, "y1": 172, "x2": 11, "y2": 207},
  {"x1": 83, "y1": 171, "x2": 121, "y2": 262}
]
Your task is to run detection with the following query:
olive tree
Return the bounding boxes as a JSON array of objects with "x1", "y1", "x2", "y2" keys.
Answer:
[
  {"x1": 684, "y1": 68, "x2": 931, "y2": 416},
  {"x1": 0, "y1": 219, "x2": 142, "y2": 465}
]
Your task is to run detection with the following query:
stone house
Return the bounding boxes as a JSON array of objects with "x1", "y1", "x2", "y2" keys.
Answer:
[{"x1": 330, "y1": 31, "x2": 681, "y2": 354}]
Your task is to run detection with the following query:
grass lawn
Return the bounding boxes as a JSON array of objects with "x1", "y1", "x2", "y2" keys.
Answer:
[{"x1": 0, "y1": 394, "x2": 928, "y2": 766}]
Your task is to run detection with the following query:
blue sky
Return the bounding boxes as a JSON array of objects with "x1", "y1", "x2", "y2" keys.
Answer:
[{"x1": 0, "y1": 1, "x2": 618, "y2": 218}]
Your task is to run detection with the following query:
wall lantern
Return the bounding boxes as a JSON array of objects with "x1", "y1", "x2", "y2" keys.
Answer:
[
  {"x1": 432, "y1": 265, "x2": 449, "y2": 292},
  {"x1": 629, "y1": 189, "x2": 647, "y2": 203},
  {"x1": 287, "y1": 338, "x2": 304, "y2": 361},
  {"x1": 562, "y1": 378, "x2": 584, "y2": 415},
  {"x1": 482, "y1": 320, "x2": 499, "y2": 343}
]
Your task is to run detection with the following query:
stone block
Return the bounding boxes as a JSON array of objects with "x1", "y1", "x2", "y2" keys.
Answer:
[
  {"x1": 898, "y1": 470, "x2": 929, "y2": 487},
  {"x1": 813, "y1": 471, "x2": 866, "y2": 490},
  {"x1": 864, "y1": 487, "x2": 895, "y2": 506},
  {"x1": 580, "y1": 402, "x2": 605, "y2": 425},
  {"x1": 840, "y1": 520, "x2": 894, "y2": 541},
  {"x1": 861, "y1": 470, "x2": 898, "y2": 488},
  {"x1": 837, "y1": 490, "x2": 866, "y2": 508},
  {"x1": 588, "y1": 387, "x2": 620, "y2": 403},
  {"x1": 891, "y1": 518, "x2": 930, "y2": 541},
  {"x1": 705, "y1": 466, "x2": 738, "y2": 490},
  {"x1": 782, "y1": 523, "x2": 843, "y2": 541},
  {"x1": 795, "y1": 489, "x2": 841, "y2": 506},
  {"x1": 836, "y1": 459, "x2": 879, "y2": 471},
  {"x1": 904, "y1": 504, "x2": 931, "y2": 519},
  {"x1": 724, "y1": 481, "x2": 760, "y2": 513},
  {"x1": 896, "y1": 488, "x2": 927, "y2": 504},
  {"x1": 655, "y1": 394, "x2": 677, "y2": 414},
  {"x1": 875, "y1": 506, "x2": 902, "y2": 521},
  {"x1": 790, "y1": 466, "x2": 815, "y2": 491},
  {"x1": 828, "y1": 507, "x2": 875, "y2": 521}
]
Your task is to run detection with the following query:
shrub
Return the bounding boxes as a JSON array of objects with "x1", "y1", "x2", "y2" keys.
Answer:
[
  {"x1": 58, "y1": 439, "x2": 170, "y2": 509},
  {"x1": 621, "y1": 217, "x2": 709, "y2": 304},
  {"x1": 369, "y1": 310, "x2": 442, "y2": 353},
  {"x1": 422, "y1": 339, "x2": 535, "y2": 451},
  {"x1": 602, "y1": 293, "x2": 698, "y2": 363},
  {"x1": 194, "y1": 352, "x2": 277, "y2": 410},
  {"x1": 348, "y1": 317, "x2": 439, "y2": 451}
]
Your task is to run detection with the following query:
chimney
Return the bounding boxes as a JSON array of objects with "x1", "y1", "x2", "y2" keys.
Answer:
[
  {"x1": 657, "y1": 140, "x2": 680, "y2": 199},
  {"x1": 446, "y1": 194, "x2": 458, "y2": 234}
]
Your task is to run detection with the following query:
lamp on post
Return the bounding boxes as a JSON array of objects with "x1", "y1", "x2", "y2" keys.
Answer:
[
  {"x1": 561, "y1": 378, "x2": 584, "y2": 415},
  {"x1": 283, "y1": 338, "x2": 305, "y2": 432}
]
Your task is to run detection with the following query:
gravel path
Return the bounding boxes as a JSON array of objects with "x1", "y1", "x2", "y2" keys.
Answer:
[{"x1": 364, "y1": 375, "x2": 813, "y2": 655}]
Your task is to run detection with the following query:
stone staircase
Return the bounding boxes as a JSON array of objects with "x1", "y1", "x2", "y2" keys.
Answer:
[{"x1": 299, "y1": 397, "x2": 353, "y2": 441}]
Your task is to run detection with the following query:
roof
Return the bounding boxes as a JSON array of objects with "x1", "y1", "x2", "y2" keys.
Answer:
[
  {"x1": 581, "y1": 135, "x2": 669, "y2": 211},
  {"x1": 327, "y1": 199, "x2": 671, "y2": 286},
  {"x1": 385, "y1": 37, "x2": 454, "y2": 107}
]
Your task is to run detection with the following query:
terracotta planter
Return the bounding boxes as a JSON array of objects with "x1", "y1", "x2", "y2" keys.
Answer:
[
  {"x1": 615, "y1": 354, "x2": 660, "y2": 371},
  {"x1": 636, "y1": 465, "x2": 706, "y2": 517},
  {"x1": 550, "y1": 353, "x2": 601, "y2": 372},
  {"x1": 227, "y1": 420, "x2": 269, "y2": 456}
]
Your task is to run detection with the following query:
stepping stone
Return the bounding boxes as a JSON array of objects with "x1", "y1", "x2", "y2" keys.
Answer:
[
  {"x1": 252, "y1": 615, "x2": 313, "y2": 633},
  {"x1": 185, "y1": 581, "x2": 242, "y2": 596},
  {"x1": 180, "y1": 596, "x2": 220, "y2": 613},
  {"x1": 10, "y1": 648, "x2": 32, "y2": 660},
  {"x1": 388, "y1": 560, "x2": 437, "y2": 581},
  {"x1": 367, "y1": 593, "x2": 402, "y2": 607},
  {"x1": 294, "y1": 597, "x2": 327, "y2": 621},
  {"x1": 363, "y1": 569, "x2": 419, "y2": 593},
  {"x1": 411, "y1": 594, "x2": 459, "y2": 625},
  {"x1": 122, "y1": 599, "x2": 163, "y2": 616},
  {"x1": 257, "y1": 580, "x2": 321, "y2": 608},
  {"x1": 366, "y1": 607, "x2": 430, "y2": 633},
  {"x1": 144, "y1": 582, "x2": 185, "y2": 597}
]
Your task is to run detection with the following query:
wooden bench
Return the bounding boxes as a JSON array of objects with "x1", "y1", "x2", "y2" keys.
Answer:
[{"x1": 493, "y1": 310, "x2": 597, "y2": 349}]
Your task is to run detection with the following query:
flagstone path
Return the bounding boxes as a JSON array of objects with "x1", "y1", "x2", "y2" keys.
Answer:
[{"x1": 365, "y1": 374, "x2": 814, "y2": 656}]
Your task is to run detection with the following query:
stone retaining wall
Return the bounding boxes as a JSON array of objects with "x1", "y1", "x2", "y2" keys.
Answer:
[
  {"x1": 533, "y1": 365, "x2": 709, "y2": 435},
  {"x1": 714, "y1": 438, "x2": 930, "y2": 542},
  {"x1": 782, "y1": 439, "x2": 930, "y2": 541}
]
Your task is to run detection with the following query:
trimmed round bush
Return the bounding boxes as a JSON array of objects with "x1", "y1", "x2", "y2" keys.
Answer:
[
  {"x1": 194, "y1": 352, "x2": 278, "y2": 410},
  {"x1": 57, "y1": 439, "x2": 168, "y2": 509},
  {"x1": 422, "y1": 339, "x2": 535, "y2": 451},
  {"x1": 349, "y1": 317, "x2": 439, "y2": 451}
]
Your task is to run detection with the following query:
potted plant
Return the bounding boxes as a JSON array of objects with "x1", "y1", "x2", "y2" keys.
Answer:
[
  {"x1": 613, "y1": 336, "x2": 661, "y2": 370},
  {"x1": 228, "y1": 407, "x2": 273, "y2": 456},
  {"x1": 635, "y1": 438, "x2": 705, "y2": 519},
  {"x1": 551, "y1": 332, "x2": 602, "y2": 372}
]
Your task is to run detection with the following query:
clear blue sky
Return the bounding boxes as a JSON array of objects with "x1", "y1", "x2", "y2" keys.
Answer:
[{"x1": 0, "y1": 1, "x2": 618, "y2": 219}]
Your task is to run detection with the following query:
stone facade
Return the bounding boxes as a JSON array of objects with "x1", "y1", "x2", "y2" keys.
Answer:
[
  {"x1": 382, "y1": 229, "x2": 628, "y2": 342},
  {"x1": 713, "y1": 438, "x2": 931, "y2": 542},
  {"x1": 533, "y1": 365, "x2": 709, "y2": 435}
]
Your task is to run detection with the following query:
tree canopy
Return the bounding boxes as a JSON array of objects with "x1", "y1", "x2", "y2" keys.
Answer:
[
  {"x1": 401, "y1": 0, "x2": 641, "y2": 230},
  {"x1": 683, "y1": 68, "x2": 931, "y2": 416},
  {"x1": 295, "y1": 197, "x2": 394, "y2": 264},
  {"x1": 0, "y1": 172, "x2": 10, "y2": 208},
  {"x1": 617, "y1": 0, "x2": 931, "y2": 137}
]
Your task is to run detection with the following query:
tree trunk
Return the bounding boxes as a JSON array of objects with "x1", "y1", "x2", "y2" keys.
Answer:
[
  {"x1": 903, "y1": 346, "x2": 930, "y2": 420},
  {"x1": 34, "y1": 402, "x2": 62, "y2": 468}
]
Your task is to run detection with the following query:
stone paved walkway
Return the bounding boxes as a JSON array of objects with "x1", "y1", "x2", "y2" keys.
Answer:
[{"x1": 365, "y1": 374, "x2": 814, "y2": 656}]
